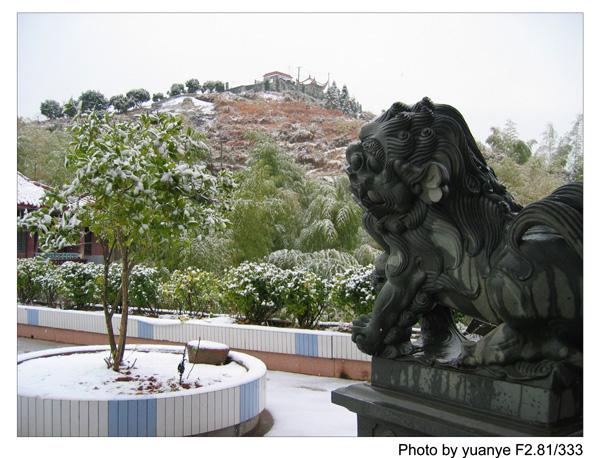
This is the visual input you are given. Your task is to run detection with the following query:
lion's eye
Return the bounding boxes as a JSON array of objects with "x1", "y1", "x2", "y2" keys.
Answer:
[
  {"x1": 350, "y1": 153, "x2": 364, "y2": 170},
  {"x1": 368, "y1": 156, "x2": 383, "y2": 173}
]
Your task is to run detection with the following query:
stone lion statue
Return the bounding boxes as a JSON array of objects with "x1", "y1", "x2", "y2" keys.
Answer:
[{"x1": 347, "y1": 98, "x2": 582, "y2": 369}]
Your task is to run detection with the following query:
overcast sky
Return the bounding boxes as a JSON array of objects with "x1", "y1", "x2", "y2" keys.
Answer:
[{"x1": 17, "y1": 13, "x2": 582, "y2": 143}]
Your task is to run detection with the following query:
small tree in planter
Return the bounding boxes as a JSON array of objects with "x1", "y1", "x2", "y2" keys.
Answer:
[{"x1": 20, "y1": 111, "x2": 231, "y2": 371}]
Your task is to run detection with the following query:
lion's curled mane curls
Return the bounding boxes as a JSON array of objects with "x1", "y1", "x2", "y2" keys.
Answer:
[{"x1": 347, "y1": 98, "x2": 582, "y2": 369}]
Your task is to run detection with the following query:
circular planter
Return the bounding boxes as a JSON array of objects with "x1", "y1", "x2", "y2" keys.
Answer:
[{"x1": 17, "y1": 344, "x2": 266, "y2": 437}]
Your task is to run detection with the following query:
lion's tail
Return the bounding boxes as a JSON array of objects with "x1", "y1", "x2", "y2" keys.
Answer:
[{"x1": 508, "y1": 181, "x2": 583, "y2": 259}]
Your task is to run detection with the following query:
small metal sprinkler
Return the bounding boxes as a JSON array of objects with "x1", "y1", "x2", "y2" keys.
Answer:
[{"x1": 178, "y1": 346, "x2": 186, "y2": 385}]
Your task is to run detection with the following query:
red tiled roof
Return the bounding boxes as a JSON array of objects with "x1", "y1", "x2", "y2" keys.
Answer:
[{"x1": 263, "y1": 71, "x2": 294, "y2": 79}]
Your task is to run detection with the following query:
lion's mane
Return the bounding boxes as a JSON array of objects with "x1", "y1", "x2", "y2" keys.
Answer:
[{"x1": 357, "y1": 98, "x2": 527, "y2": 279}]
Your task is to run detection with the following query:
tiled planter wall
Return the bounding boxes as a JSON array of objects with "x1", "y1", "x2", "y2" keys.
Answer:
[
  {"x1": 17, "y1": 305, "x2": 371, "y2": 363},
  {"x1": 17, "y1": 345, "x2": 266, "y2": 437}
]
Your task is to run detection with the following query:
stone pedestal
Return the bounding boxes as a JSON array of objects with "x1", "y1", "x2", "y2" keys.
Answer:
[{"x1": 331, "y1": 357, "x2": 582, "y2": 436}]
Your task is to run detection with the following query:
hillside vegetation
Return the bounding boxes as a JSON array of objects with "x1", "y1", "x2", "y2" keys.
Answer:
[{"x1": 18, "y1": 88, "x2": 583, "y2": 270}]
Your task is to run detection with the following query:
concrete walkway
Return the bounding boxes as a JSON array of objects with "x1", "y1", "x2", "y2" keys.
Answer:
[{"x1": 17, "y1": 337, "x2": 357, "y2": 436}]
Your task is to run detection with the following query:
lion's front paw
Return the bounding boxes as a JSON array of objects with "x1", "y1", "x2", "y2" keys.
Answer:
[
  {"x1": 381, "y1": 341, "x2": 421, "y2": 359},
  {"x1": 458, "y1": 323, "x2": 523, "y2": 366},
  {"x1": 352, "y1": 314, "x2": 383, "y2": 355}
]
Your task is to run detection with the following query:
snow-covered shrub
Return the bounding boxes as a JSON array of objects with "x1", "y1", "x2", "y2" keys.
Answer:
[
  {"x1": 129, "y1": 265, "x2": 164, "y2": 312},
  {"x1": 224, "y1": 262, "x2": 286, "y2": 324},
  {"x1": 264, "y1": 249, "x2": 308, "y2": 271},
  {"x1": 265, "y1": 248, "x2": 358, "y2": 279},
  {"x1": 274, "y1": 268, "x2": 331, "y2": 329},
  {"x1": 301, "y1": 249, "x2": 358, "y2": 279},
  {"x1": 17, "y1": 258, "x2": 45, "y2": 303},
  {"x1": 58, "y1": 261, "x2": 102, "y2": 309},
  {"x1": 36, "y1": 261, "x2": 64, "y2": 307},
  {"x1": 160, "y1": 268, "x2": 222, "y2": 317},
  {"x1": 329, "y1": 265, "x2": 377, "y2": 319},
  {"x1": 103, "y1": 263, "x2": 164, "y2": 312},
  {"x1": 353, "y1": 244, "x2": 382, "y2": 266},
  {"x1": 17, "y1": 258, "x2": 64, "y2": 306}
]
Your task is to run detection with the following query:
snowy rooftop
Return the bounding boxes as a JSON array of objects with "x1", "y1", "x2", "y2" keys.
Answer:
[
  {"x1": 263, "y1": 71, "x2": 294, "y2": 80},
  {"x1": 17, "y1": 172, "x2": 48, "y2": 207}
]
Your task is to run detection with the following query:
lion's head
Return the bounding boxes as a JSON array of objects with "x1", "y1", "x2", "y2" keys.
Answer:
[{"x1": 346, "y1": 98, "x2": 522, "y2": 259}]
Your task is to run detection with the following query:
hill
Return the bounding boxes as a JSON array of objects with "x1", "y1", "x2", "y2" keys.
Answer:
[
  {"x1": 19, "y1": 90, "x2": 372, "y2": 185},
  {"x1": 153, "y1": 91, "x2": 370, "y2": 179}
]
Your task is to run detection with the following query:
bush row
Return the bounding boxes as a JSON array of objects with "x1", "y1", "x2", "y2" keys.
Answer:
[
  {"x1": 17, "y1": 259, "x2": 165, "y2": 312},
  {"x1": 17, "y1": 259, "x2": 376, "y2": 329}
]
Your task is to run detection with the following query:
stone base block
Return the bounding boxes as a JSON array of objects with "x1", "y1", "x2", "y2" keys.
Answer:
[{"x1": 332, "y1": 357, "x2": 582, "y2": 437}]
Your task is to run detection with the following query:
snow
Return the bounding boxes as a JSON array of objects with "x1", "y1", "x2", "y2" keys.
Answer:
[
  {"x1": 18, "y1": 338, "x2": 356, "y2": 436},
  {"x1": 17, "y1": 172, "x2": 47, "y2": 206},
  {"x1": 216, "y1": 91, "x2": 242, "y2": 102},
  {"x1": 258, "y1": 91, "x2": 284, "y2": 101},
  {"x1": 187, "y1": 340, "x2": 229, "y2": 350},
  {"x1": 159, "y1": 95, "x2": 215, "y2": 113},
  {"x1": 17, "y1": 345, "x2": 265, "y2": 400},
  {"x1": 199, "y1": 315, "x2": 236, "y2": 325},
  {"x1": 263, "y1": 370, "x2": 357, "y2": 436}
]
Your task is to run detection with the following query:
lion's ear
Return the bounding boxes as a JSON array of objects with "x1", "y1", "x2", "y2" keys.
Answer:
[{"x1": 419, "y1": 163, "x2": 448, "y2": 204}]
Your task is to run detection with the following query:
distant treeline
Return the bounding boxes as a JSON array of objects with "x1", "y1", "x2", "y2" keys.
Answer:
[{"x1": 38, "y1": 78, "x2": 227, "y2": 119}]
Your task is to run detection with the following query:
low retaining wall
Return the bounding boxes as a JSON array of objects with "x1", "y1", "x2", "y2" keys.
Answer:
[
  {"x1": 17, "y1": 345, "x2": 266, "y2": 437},
  {"x1": 17, "y1": 305, "x2": 371, "y2": 381}
]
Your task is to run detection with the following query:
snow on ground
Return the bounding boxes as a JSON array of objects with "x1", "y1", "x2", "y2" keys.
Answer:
[
  {"x1": 263, "y1": 370, "x2": 356, "y2": 436},
  {"x1": 257, "y1": 91, "x2": 285, "y2": 101},
  {"x1": 154, "y1": 314, "x2": 236, "y2": 325},
  {"x1": 18, "y1": 337, "x2": 76, "y2": 354},
  {"x1": 18, "y1": 346, "x2": 246, "y2": 399},
  {"x1": 17, "y1": 338, "x2": 358, "y2": 436},
  {"x1": 198, "y1": 315, "x2": 237, "y2": 325},
  {"x1": 216, "y1": 91, "x2": 242, "y2": 102},
  {"x1": 159, "y1": 95, "x2": 215, "y2": 113}
]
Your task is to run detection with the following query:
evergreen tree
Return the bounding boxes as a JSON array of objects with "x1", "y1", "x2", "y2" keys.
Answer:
[
  {"x1": 340, "y1": 85, "x2": 350, "y2": 114},
  {"x1": 214, "y1": 81, "x2": 225, "y2": 93},
  {"x1": 565, "y1": 114, "x2": 583, "y2": 181},
  {"x1": 152, "y1": 92, "x2": 165, "y2": 102},
  {"x1": 203, "y1": 81, "x2": 216, "y2": 93},
  {"x1": 78, "y1": 90, "x2": 109, "y2": 113},
  {"x1": 125, "y1": 88, "x2": 150, "y2": 108},
  {"x1": 503, "y1": 119, "x2": 518, "y2": 144},
  {"x1": 537, "y1": 123, "x2": 558, "y2": 163},
  {"x1": 20, "y1": 111, "x2": 229, "y2": 370},
  {"x1": 326, "y1": 81, "x2": 340, "y2": 110},
  {"x1": 169, "y1": 83, "x2": 185, "y2": 97},
  {"x1": 185, "y1": 78, "x2": 201, "y2": 93},
  {"x1": 40, "y1": 100, "x2": 63, "y2": 119},
  {"x1": 485, "y1": 121, "x2": 532, "y2": 164},
  {"x1": 109, "y1": 95, "x2": 134, "y2": 113}
]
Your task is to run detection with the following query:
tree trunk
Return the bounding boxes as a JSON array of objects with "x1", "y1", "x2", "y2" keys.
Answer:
[
  {"x1": 113, "y1": 246, "x2": 130, "y2": 371},
  {"x1": 100, "y1": 242, "x2": 117, "y2": 361}
]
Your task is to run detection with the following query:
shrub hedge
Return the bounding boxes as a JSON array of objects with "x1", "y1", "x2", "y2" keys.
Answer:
[{"x1": 17, "y1": 258, "x2": 376, "y2": 328}]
